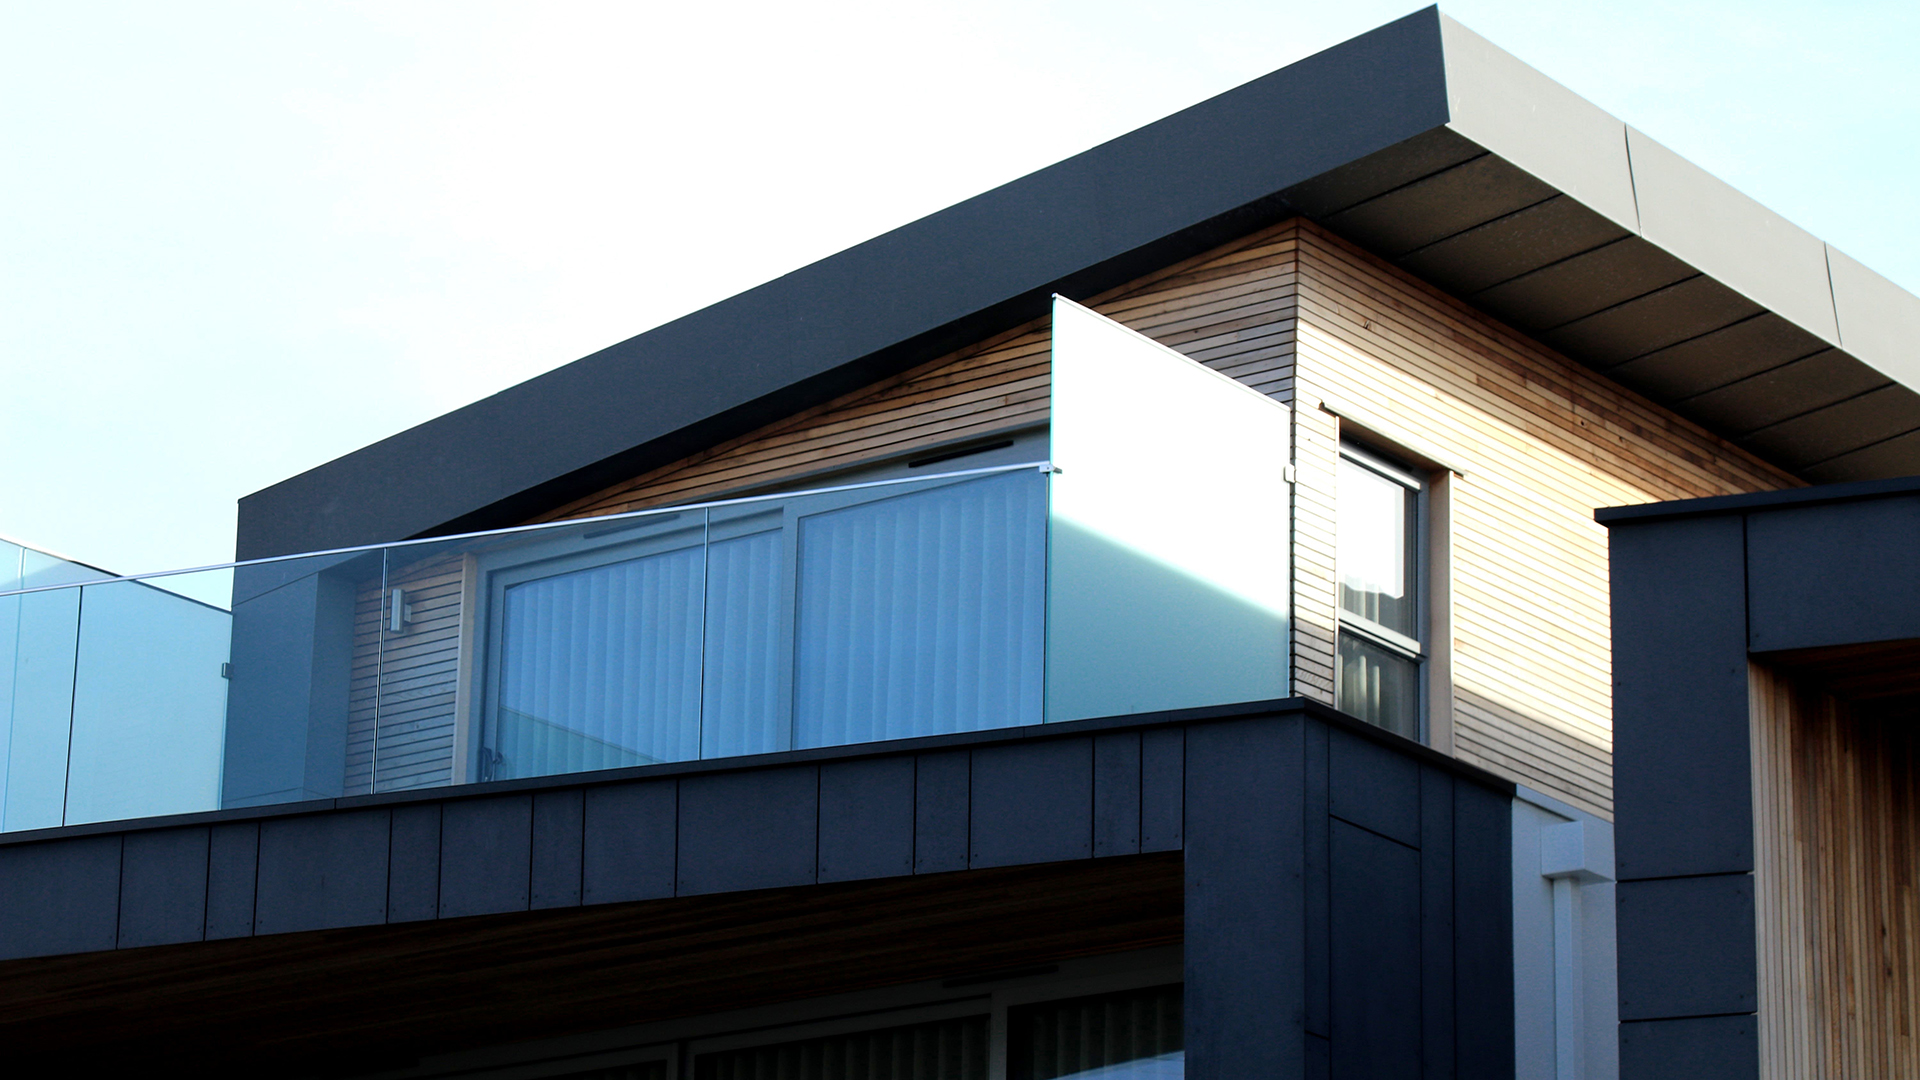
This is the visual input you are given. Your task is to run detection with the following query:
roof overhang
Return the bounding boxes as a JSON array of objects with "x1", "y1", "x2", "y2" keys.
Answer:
[{"x1": 237, "y1": 6, "x2": 1920, "y2": 559}]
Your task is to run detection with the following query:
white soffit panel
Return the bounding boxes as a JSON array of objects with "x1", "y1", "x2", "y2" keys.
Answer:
[
  {"x1": 1828, "y1": 247, "x2": 1920, "y2": 392},
  {"x1": 1438, "y1": 14, "x2": 1638, "y2": 234},
  {"x1": 1625, "y1": 127, "x2": 1840, "y2": 344}
]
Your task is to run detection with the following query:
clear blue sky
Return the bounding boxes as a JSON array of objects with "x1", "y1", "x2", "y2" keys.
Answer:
[{"x1": 4, "y1": 1, "x2": 1916, "y2": 582}]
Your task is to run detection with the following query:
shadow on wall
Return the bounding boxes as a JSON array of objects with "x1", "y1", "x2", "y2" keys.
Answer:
[{"x1": 1454, "y1": 687, "x2": 1613, "y2": 820}]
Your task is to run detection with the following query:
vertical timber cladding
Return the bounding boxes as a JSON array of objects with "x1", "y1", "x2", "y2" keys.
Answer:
[
  {"x1": 1289, "y1": 222, "x2": 1796, "y2": 817},
  {"x1": 1751, "y1": 663, "x2": 1920, "y2": 1080}
]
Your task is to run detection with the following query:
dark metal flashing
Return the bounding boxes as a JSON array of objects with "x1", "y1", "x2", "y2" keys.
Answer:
[
  {"x1": 1595, "y1": 473, "x2": 1920, "y2": 525},
  {"x1": 0, "y1": 696, "x2": 1514, "y2": 848}
]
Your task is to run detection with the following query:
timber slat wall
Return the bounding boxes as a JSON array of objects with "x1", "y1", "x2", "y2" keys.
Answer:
[
  {"x1": 344, "y1": 216, "x2": 1799, "y2": 815},
  {"x1": 344, "y1": 554, "x2": 471, "y2": 795},
  {"x1": 1289, "y1": 221, "x2": 1795, "y2": 816},
  {"x1": 1752, "y1": 663, "x2": 1920, "y2": 1079}
]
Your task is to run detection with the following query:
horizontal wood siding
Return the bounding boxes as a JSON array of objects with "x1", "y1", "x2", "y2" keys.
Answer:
[
  {"x1": 1290, "y1": 221, "x2": 1796, "y2": 816},
  {"x1": 1752, "y1": 663, "x2": 1920, "y2": 1078},
  {"x1": 343, "y1": 553, "x2": 472, "y2": 795}
]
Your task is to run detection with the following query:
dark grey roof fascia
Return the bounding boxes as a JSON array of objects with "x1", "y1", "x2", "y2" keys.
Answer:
[
  {"x1": 239, "y1": 6, "x2": 1920, "y2": 558},
  {"x1": 1595, "y1": 474, "x2": 1920, "y2": 526}
]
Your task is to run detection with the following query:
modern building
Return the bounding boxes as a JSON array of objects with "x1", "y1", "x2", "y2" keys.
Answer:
[{"x1": 2, "y1": 7, "x2": 1916, "y2": 1077}]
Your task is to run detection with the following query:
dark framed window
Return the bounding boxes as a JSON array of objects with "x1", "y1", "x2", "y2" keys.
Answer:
[{"x1": 1336, "y1": 442, "x2": 1426, "y2": 740}]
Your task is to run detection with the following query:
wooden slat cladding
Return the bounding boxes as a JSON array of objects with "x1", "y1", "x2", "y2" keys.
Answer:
[
  {"x1": 1752, "y1": 662, "x2": 1920, "y2": 1079},
  {"x1": 343, "y1": 553, "x2": 474, "y2": 795},
  {"x1": 1289, "y1": 221, "x2": 1796, "y2": 816}
]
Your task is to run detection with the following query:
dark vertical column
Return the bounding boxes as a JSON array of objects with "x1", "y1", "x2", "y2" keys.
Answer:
[
  {"x1": 1184, "y1": 714, "x2": 1305, "y2": 1080},
  {"x1": 1419, "y1": 767, "x2": 1456, "y2": 1080},
  {"x1": 1452, "y1": 779, "x2": 1513, "y2": 1079},
  {"x1": 1607, "y1": 514, "x2": 1756, "y2": 1078}
]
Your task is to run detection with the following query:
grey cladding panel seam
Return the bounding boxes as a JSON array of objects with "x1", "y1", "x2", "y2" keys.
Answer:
[
  {"x1": 818, "y1": 756, "x2": 915, "y2": 883},
  {"x1": 1092, "y1": 732, "x2": 1142, "y2": 858},
  {"x1": 0, "y1": 835, "x2": 122, "y2": 960},
  {"x1": 969, "y1": 739, "x2": 1093, "y2": 868},
  {"x1": 439, "y1": 795, "x2": 533, "y2": 918},
  {"x1": 1419, "y1": 767, "x2": 1457, "y2": 1080},
  {"x1": 388, "y1": 804, "x2": 442, "y2": 923},
  {"x1": 1140, "y1": 727, "x2": 1184, "y2": 852},
  {"x1": 677, "y1": 767, "x2": 818, "y2": 895},
  {"x1": 531, "y1": 790, "x2": 584, "y2": 910},
  {"x1": 1329, "y1": 820, "x2": 1423, "y2": 1080},
  {"x1": 582, "y1": 780, "x2": 677, "y2": 904},
  {"x1": 1617, "y1": 874, "x2": 1756, "y2": 1022},
  {"x1": 1452, "y1": 779, "x2": 1515, "y2": 1079},
  {"x1": 1608, "y1": 516, "x2": 1752, "y2": 880},
  {"x1": 1183, "y1": 716, "x2": 1306, "y2": 1080},
  {"x1": 255, "y1": 810, "x2": 390, "y2": 935},
  {"x1": 1619, "y1": 1015, "x2": 1758, "y2": 1080},
  {"x1": 205, "y1": 821, "x2": 259, "y2": 940},
  {"x1": 235, "y1": 10, "x2": 1452, "y2": 556},
  {"x1": 1747, "y1": 495, "x2": 1920, "y2": 651},
  {"x1": 914, "y1": 751, "x2": 970, "y2": 874},
  {"x1": 1328, "y1": 727, "x2": 1420, "y2": 847},
  {"x1": 118, "y1": 827, "x2": 210, "y2": 950}
]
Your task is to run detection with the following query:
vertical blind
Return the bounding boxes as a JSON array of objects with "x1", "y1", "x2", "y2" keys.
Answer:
[
  {"x1": 696, "y1": 1015, "x2": 989, "y2": 1080},
  {"x1": 1008, "y1": 985, "x2": 1184, "y2": 1080},
  {"x1": 794, "y1": 471, "x2": 1046, "y2": 748},
  {"x1": 489, "y1": 470, "x2": 1046, "y2": 778}
]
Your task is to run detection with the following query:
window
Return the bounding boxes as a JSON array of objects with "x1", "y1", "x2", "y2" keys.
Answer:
[
  {"x1": 1336, "y1": 442, "x2": 1425, "y2": 740},
  {"x1": 471, "y1": 460, "x2": 1048, "y2": 782}
]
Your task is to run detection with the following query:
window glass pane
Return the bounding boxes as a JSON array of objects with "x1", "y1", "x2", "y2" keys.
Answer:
[
  {"x1": 494, "y1": 543, "x2": 705, "y2": 778},
  {"x1": 1337, "y1": 633, "x2": 1420, "y2": 740},
  {"x1": 1337, "y1": 455, "x2": 1417, "y2": 638},
  {"x1": 793, "y1": 471, "x2": 1045, "y2": 749},
  {"x1": 696, "y1": 1015, "x2": 988, "y2": 1080},
  {"x1": 1008, "y1": 984, "x2": 1184, "y2": 1080}
]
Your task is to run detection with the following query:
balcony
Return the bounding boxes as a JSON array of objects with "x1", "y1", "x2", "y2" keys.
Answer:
[{"x1": 0, "y1": 298, "x2": 1293, "y2": 830}]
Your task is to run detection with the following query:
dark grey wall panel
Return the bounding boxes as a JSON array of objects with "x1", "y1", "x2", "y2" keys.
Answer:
[
  {"x1": 1619, "y1": 1015, "x2": 1757, "y2": 1080},
  {"x1": 1452, "y1": 779, "x2": 1514, "y2": 1079},
  {"x1": 677, "y1": 767, "x2": 818, "y2": 895},
  {"x1": 970, "y1": 739, "x2": 1093, "y2": 869},
  {"x1": 582, "y1": 780, "x2": 677, "y2": 905},
  {"x1": 1747, "y1": 494, "x2": 1920, "y2": 652},
  {"x1": 119, "y1": 827, "x2": 209, "y2": 949},
  {"x1": 1609, "y1": 515, "x2": 1752, "y2": 879},
  {"x1": 914, "y1": 751, "x2": 970, "y2": 874},
  {"x1": 1140, "y1": 727, "x2": 1183, "y2": 853},
  {"x1": 1329, "y1": 820, "x2": 1422, "y2": 1080},
  {"x1": 1681, "y1": 350, "x2": 1874, "y2": 435},
  {"x1": 1419, "y1": 768, "x2": 1457, "y2": 1080},
  {"x1": 1617, "y1": 874, "x2": 1756, "y2": 1022},
  {"x1": 439, "y1": 795, "x2": 533, "y2": 919},
  {"x1": 1472, "y1": 238, "x2": 1691, "y2": 333},
  {"x1": 205, "y1": 821, "x2": 259, "y2": 940},
  {"x1": 256, "y1": 810, "x2": 389, "y2": 935},
  {"x1": 1304, "y1": 721, "x2": 1331, "y2": 1040},
  {"x1": 1185, "y1": 715, "x2": 1306, "y2": 1080},
  {"x1": 0, "y1": 835, "x2": 121, "y2": 960},
  {"x1": 531, "y1": 791, "x2": 583, "y2": 910},
  {"x1": 817, "y1": 757, "x2": 914, "y2": 883},
  {"x1": 1327, "y1": 153, "x2": 1556, "y2": 259},
  {"x1": 388, "y1": 804, "x2": 442, "y2": 923},
  {"x1": 1091, "y1": 732, "x2": 1141, "y2": 857},
  {"x1": 1328, "y1": 728, "x2": 1420, "y2": 848}
]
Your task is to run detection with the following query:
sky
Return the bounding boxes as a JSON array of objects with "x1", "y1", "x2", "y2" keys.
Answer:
[{"x1": 3, "y1": 0, "x2": 1916, "y2": 587}]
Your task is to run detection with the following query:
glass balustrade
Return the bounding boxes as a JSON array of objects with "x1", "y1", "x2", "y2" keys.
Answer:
[{"x1": 0, "y1": 297, "x2": 1295, "y2": 831}]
